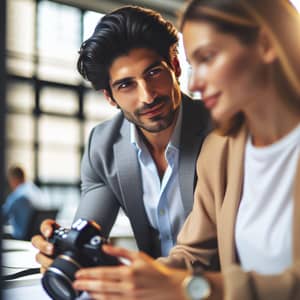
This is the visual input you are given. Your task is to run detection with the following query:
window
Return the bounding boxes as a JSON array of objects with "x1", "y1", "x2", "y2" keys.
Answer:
[
  {"x1": 37, "y1": 0, "x2": 82, "y2": 84},
  {"x1": 40, "y1": 87, "x2": 78, "y2": 115},
  {"x1": 6, "y1": 0, "x2": 35, "y2": 77},
  {"x1": 5, "y1": 0, "x2": 117, "y2": 223}
]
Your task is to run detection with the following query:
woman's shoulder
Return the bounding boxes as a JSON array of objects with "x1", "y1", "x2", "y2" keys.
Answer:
[{"x1": 200, "y1": 126, "x2": 247, "y2": 163}]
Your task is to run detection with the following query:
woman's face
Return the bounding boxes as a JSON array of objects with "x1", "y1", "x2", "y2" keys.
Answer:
[{"x1": 183, "y1": 20, "x2": 265, "y2": 124}]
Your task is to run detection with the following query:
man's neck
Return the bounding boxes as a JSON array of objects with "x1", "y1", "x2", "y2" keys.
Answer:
[
  {"x1": 141, "y1": 102, "x2": 181, "y2": 150},
  {"x1": 139, "y1": 111, "x2": 180, "y2": 179}
]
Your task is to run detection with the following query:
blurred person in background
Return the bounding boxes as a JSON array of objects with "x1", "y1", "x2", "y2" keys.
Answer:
[{"x1": 2, "y1": 165, "x2": 45, "y2": 240}]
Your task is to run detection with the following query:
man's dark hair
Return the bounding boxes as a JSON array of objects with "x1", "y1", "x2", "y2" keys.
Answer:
[
  {"x1": 8, "y1": 166, "x2": 25, "y2": 182},
  {"x1": 77, "y1": 6, "x2": 179, "y2": 93}
]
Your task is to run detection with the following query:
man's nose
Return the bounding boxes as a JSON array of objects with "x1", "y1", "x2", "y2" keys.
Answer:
[{"x1": 138, "y1": 80, "x2": 156, "y2": 104}]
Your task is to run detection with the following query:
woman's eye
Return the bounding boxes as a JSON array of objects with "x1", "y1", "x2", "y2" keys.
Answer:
[
  {"x1": 194, "y1": 51, "x2": 215, "y2": 64},
  {"x1": 199, "y1": 52, "x2": 214, "y2": 63}
]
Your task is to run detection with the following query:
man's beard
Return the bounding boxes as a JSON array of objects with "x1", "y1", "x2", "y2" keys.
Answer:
[{"x1": 123, "y1": 96, "x2": 178, "y2": 133}]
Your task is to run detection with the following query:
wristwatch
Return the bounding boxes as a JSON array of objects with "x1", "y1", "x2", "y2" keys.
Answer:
[{"x1": 182, "y1": 275, "x2": 211, "y2": 300}]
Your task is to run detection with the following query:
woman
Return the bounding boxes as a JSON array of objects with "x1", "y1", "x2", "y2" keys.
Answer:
[{"x1": 73, "y1": 1, "x2": 300, "y2": 299}]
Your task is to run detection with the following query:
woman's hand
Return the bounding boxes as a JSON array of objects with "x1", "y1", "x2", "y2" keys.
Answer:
[{"x1": 73, "y1": 245, "x2": 189, "y2": 300}]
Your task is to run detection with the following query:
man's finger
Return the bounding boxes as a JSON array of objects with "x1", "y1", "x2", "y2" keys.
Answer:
[
  {"x1": 31, "y1": 235, "x2": 54, "y2": 256},
  {"x1": 40, "y1": 219, "x2": 56, "y2": 238}
]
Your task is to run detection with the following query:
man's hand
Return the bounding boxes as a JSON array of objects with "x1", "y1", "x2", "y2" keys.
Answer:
[
  {"x1": 73, "y1": 245, "x2": 189, "y2": 300},
  {"x1": 31, "y1": 219, "x2": 57, "y2": 273}
]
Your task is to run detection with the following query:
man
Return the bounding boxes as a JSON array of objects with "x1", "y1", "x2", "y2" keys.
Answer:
[
  {"x1": 2, "y1": 166, "x2": 44, "y2": 239},
  {"x1": 32, "y1": 5, "x2": 211, "y2": 263}
]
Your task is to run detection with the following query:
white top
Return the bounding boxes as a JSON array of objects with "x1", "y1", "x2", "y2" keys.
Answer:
[{"x1": 235, "y1": 123, "x2": 300, "y2": 274}]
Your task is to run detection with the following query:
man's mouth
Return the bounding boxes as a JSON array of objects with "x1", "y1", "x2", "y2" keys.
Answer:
[
  {"x1": 138, "y1": 96, "x2": 169, "y2": 117},
  {"x1": 139, "y1": 102, "x2": 165, "y2": 117}
]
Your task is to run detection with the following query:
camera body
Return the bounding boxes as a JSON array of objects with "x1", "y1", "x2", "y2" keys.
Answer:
[
  {"x1": 49, "y1": 218, "x2": 119, "y2": 267},
  {"x1": 42, "y1": 218, "x2": 120, "y2": 300}
]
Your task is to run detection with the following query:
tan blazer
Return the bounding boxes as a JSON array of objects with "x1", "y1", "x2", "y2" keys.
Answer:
[{"x1": 161, "y1": 125, "x2": 300, "y2": 300}]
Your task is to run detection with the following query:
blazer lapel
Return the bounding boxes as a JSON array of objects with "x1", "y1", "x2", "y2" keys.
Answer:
[
  {"x1": 293, "y1": 156, "x2": 300, "y2": 261},
  {"x1": 219, "y1": 126, "x2": 247, "y2": 268},
  {"x1": 179, "y1": 95, "x2": 212, "y2": 217},
  {"x1": 114, "y1": 119, "x2": 153, "y2": 254}
]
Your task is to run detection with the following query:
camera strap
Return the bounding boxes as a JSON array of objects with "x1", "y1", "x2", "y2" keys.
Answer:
[{"x1": 2, "y1": 267, "x2": 40, "y2": 281}]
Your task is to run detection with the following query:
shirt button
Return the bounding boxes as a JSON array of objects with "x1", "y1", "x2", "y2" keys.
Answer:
[
  {"x1": 162, "y1": 235, "x2": 172, "y2": 241},
  {"x1": 159, "y1": 209, "x2": 166, "y2": 216}
]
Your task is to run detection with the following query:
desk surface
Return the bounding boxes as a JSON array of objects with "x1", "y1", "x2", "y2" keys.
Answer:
[
  {"x1": 2, "y1": 239, "x2": 48, "y2": 299},
  {"x1": 2, "y1": 239, "x2": 37, "y2": 251},
  {"x1": 2, "y1": 239, "x2": 40, "y2": 284}
]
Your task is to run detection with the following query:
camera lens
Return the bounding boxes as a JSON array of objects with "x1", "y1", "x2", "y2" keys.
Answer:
[
  {"x1": 42, "y1": 253, "x2": 81, "y2": 300},
  {"x1": 43, "y1": 272, "x2": 75, "y2": 300}
]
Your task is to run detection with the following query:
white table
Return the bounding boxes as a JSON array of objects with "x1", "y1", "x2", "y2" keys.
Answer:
[{"x1": 2, "y1": 239, "x2": 51, "y2": 299}]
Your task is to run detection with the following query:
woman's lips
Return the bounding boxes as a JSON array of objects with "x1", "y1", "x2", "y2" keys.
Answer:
[{"x1": 202, "y1": 92, "x2": 221, "y2": 110}]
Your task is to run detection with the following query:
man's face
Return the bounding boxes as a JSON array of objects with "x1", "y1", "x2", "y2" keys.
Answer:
[
  {"x1": 8, "y1": 176, "x2": 19, "y2": 190},
  {"x1": 107, "y1": 48, "x2": 182, "y2": 133}
]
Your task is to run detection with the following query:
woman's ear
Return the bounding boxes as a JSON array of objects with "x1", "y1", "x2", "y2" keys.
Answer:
[
  {"x1": 103, "y1": 89, "x2": 118, "y2": 107},
  {"x1": 258, "y1": 28, "x2": 278, "y2": 64}
]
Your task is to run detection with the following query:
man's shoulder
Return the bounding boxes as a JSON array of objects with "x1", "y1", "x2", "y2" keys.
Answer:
[
  {"x1": 93, "y1": 112, "x2": 124, "y2": 131},
  {"x1": 90, "y1": 112, "x2": 125, "y2": 142},
  {"x1": 84, "y1": 112, "x2": 131, "y2": 162}
]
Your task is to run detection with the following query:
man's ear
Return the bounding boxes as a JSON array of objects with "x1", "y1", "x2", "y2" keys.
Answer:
[
  {"x1": 103, "y1": 89, "x2": 117, "y2": 107},
  {"x1": 257, "y1": 29, "x2": 278, "y2": 64},
  {"x1": 171, "y1": 55, "x2": 181, "y2": 77}
]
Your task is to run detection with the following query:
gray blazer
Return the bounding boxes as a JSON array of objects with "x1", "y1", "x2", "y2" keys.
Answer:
[{"x1": 75, "y1": 94, "x2": 211, "y2": 257}]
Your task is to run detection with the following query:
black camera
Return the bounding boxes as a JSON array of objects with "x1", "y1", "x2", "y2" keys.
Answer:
[{"x1": 42, "y1": 218, "x2": 120, "y2": 300}]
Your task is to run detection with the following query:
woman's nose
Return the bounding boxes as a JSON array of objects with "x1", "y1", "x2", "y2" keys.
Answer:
[{"x1": 188, "y1": 67, "x2": 206, "y2": 94}]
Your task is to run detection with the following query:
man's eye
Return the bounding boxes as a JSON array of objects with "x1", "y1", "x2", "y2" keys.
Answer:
[
  {"x1": 148, "y1": 68, "x2": 162, "y2": 77},
  {"x1": 118, "y1": 82, "x2": 132, "y2": 90}
]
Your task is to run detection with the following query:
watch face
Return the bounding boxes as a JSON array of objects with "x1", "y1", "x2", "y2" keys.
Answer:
[{"x1": 187, "y1": 276, "x2": 211, "y2": 299}]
